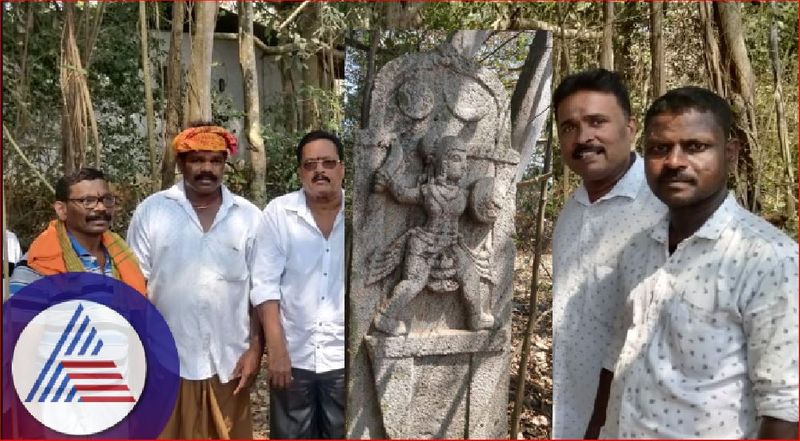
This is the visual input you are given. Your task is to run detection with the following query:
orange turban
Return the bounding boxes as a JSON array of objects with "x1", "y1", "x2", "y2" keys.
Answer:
[{"x1": 171, "y1": 126, "x2": 238, "y2": 155}]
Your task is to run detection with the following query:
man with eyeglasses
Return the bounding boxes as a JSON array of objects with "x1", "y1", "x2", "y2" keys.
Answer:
[
  {"x1": 251, "y1": 130, "x2": 345, "y2": 438},
  {"x1": 9, "y1": 168, "x2": 146, "y2": 296},
  {"x1": 127, "y1": 123, "x2": 264, "y2": 439}
]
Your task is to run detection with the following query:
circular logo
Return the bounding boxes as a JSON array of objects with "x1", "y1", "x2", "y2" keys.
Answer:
[
  {"x1": 12, "y1": 300, "x2": 147, "y2": 435},
  {"x1": 3, "y1": 273, "x2": 179, "y2": 439}
]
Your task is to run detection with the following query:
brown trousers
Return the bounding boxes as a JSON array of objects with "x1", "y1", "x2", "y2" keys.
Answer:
[{"x1": 159, "y1": 376, "x2": 252, "y2": 439}]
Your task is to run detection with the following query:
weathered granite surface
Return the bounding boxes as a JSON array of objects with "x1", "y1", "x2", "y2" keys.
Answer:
[{"x1": 347, "y1": 42, "x2": 519, "y2": 439}]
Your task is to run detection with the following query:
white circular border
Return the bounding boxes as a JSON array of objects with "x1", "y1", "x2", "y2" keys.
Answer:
[{"x1": 11, "y1": 299, "x2": 147, "y2": 435}]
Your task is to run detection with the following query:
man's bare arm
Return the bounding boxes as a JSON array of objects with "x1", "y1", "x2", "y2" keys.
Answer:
[
  {"x1": 758, "y1": 416, "x2": 798, "y2": 439},
  {"x1": 584, "y1": 368, "x2": 614, "y2": 439},
  {"x1": 232, "y1": 308, "x2": 264, "y2": 395},
  {"x1": 257, "y1": 300, "x2": 292, "y2": 389}
]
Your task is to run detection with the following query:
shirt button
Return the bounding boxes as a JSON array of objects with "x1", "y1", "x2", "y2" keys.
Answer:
[
  {"x1": 323, "y1": 272, "x2": 328, "y2": 276},
  {"x1": 321, "y1": 296, "x2": 325, "y2": 300},
  {"x1": 326, "y1": 248, "x2": 330, "y2": 252}
]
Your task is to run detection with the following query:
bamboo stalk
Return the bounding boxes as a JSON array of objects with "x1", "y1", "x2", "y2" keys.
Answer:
[{"x1": 510, "y1": 116, "x2": 553, "y2": 438}]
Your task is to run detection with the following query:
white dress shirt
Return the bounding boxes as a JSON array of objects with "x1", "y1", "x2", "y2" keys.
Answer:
[
  {"x1": 552, "y1": 155, "x2": 667, "y2": 438},
  {"x1": 602, "y1": 194, "x2": 799, "y2": 438},
  {"x1": 126, "y1": 182, "x2": 263, "y2": 383},
  {"x1": 250, "y1": 189, "x2": 344, "y2": 373}
]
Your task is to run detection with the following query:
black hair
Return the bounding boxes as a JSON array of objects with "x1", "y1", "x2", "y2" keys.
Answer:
[
  {"x1": 296, "y1": 130, "x2": 344, "y2": 164},
  {"x1": 644, "y1": 86, "x2": 733, "y2": 138},
  {"x1": 553, "y1": 68, "x2": 632, "y2": 118},
  {"x1": 55, "y1": 168, "x2": 106, "y2": 202}
]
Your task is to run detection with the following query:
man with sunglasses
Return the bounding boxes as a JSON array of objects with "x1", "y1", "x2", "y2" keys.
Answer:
[
  {"x1": 127, "y1": 123, "x2": 264, "y2": 438},
  {"x1": 251, "y1": 130, "x2": 345, "y2": 438},
  {"x1": 9, "y1": 168, "x2": 146, "y2": 296}
]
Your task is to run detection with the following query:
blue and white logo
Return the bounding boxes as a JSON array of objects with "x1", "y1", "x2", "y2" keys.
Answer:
[{"x1": 3, "y1": 273, "x2": 179, "y2": 439}]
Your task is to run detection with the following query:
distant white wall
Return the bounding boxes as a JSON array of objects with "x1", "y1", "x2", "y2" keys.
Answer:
[{"x1": 153, "y1": 30, "x2": 285, "y2": 156}]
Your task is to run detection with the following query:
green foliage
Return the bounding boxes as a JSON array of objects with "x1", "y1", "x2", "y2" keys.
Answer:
[
  {"x1": 2, "y1": 1, "x2": 797, "y2": 246},
  {"x1": 262, "y1": 125, "x2": 301, "y2": 201}
]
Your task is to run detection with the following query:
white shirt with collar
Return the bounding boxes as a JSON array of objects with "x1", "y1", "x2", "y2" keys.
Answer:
[
  {"x1": 250, "y1": 189, "x2": 344, "y2": 373},
  {"x1": 126, "y1": 182, "x2": 263, "y2": 383},
  {"x1": 552, "y1": 154, "x2": 667, "y2": 438},
  {"x1": 601, "y1": 194, "x2": 799, "y2": 438}
]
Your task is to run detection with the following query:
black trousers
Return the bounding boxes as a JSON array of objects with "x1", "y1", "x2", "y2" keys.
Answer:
[{"x1": 269, "y1": 368, "x2": 345, "y2": 439}]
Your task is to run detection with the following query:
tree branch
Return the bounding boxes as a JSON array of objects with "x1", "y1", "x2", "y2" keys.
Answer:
[
  {"x1": 3, "y1": 123, "x2": 56, "y2": 194},
  {"x1": 277, "y1": 0, "x2": 310, "y2": 32},
  {"x1": 511, "y1": 17, "x2": 603, "y2": 39},
  {"x1": 214, "y1": 32, "x2": 299, "y2": 55}
]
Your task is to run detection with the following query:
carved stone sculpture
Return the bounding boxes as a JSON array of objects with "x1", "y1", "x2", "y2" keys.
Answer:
[{"x1": 348, "y1": 42, "x2": 519, "y2": 439}]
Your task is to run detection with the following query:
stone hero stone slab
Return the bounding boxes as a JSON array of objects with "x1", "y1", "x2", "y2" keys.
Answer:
[{"x1": 347, "y1": 42, "x2": 518, "y2": 439}]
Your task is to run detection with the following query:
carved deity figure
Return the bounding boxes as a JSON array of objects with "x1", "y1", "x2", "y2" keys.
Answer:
[{"x1": 369, "y1": 135, "x2": 498, "y2": 336}]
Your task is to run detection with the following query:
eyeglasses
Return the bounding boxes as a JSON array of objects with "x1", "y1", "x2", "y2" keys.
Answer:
[
  {"x1": 301, "y1": 159, "x2": 341, "y2": 171},
  {"x1": 68, "y1": 195, "x2": 117, "y2": 209}
]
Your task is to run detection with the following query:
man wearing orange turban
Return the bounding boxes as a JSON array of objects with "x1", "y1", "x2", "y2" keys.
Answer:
[{"x1": 128, "y1": 122, "x2": 264, "y2": 439}]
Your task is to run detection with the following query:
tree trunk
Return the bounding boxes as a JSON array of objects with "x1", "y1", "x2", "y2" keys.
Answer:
[
  {"x1": 380, "y1": 2, "x2": 421, "y2": 29},
  {"x1": 510, "y1": 116, "x2": 554, "y2": 440},
  {"x1": 613, "y1": 3, "x2": 636, "y2": 87},
  {"x1": 280, "y1": 56, "x2": 300, "y2": 133},
  {"x1": 15, "y1": 3, "x2": 35, "y2": 131},
  {"x1": 360, "y1": 29, "x2": 380, "y2": 129},
  {"x1": 650, "y1": 2, "x2": 666, "y2": 98},
  {"x1": 187, "y1": 1, "x2": 217, "y2": 123},
  {"x1": 238, "y1": 0, "x2": 267, "y2": 207},
  {"x1": 509, "y1": 31, "x2": 553, "y2": 182},
  {"x1": 140, "y1": 1, "x2": 158, "y2": 192},
  {"x1": 555, "y1": 21, "x2": 573, "y2": 202},
  {"x1": 60, "y1": 2, "x2": 100, "y2": 173},
  {"x1": 600, "y1": 1, "x2": 614, "y2": 69},
  {"x1": 298, "y1": 3, "x2": 323, "y2": 130},
  {"x1": 80, "y1": 2, "x2": 105, "y2": 71},
  {"x1": 698, "y1": 2, "x2": 725, "y2": 95},
  {"x1": 161, "y1": 0, "x2": 184, "y2": 189},
  {"x1": 715, "y1": 2, "x2": 761, "y2": 212},
  {"x1": 768, "y1": 2, "x2": 796, "y2": 223}
]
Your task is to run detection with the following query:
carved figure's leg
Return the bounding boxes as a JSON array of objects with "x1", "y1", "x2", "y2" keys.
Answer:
[
  {"x1": 373, "y1": 252, "x2": 431, "y2": 336},
  {"x1": 457, "y1": 251, "x2": 494, "y2": 331}
]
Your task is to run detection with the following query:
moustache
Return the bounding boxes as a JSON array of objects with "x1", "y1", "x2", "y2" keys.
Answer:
[
  {"x1": 193, "y1": 172, "x2": 218, "y2": 182},
  {"x1": 572, "y1": 143, "x2": 604, "y2": 159},
  {"x1": 657, "y1": 169, "x2": 695, "y2": 184},
  {"x1": 312, "y1": 173, "x2": 330, "y2": 183},
  {"x1": 85, "y1": 212, "x2": 112, "y2": 223}
]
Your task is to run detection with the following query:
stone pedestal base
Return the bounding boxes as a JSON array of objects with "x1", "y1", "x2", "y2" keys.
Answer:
[{"x1": 364, "y1": 330, "x2": 510, "y2": 439}]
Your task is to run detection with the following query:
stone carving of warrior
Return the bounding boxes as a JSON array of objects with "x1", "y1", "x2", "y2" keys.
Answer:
[{"x1": 369, "y1": 135, "x2": 498, "y2": 336}]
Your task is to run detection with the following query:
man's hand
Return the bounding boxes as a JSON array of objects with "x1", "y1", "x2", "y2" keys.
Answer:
[
  {"x1": 232, "y1": 346, "x2": 262, "y2": 395},
  {"x1": 266, "y1": 346, "x2": 292, "y2": 390},
  {"x1": 256, "y1": 300, "x2": 293, "y2": 390}
]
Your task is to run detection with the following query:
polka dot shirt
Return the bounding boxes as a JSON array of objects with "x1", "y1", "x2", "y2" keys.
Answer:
[
  {"x1": 602, "y1": 194, "x2": 799, "y2": 438},
  {"x1": 552, "y1": 155, "x2": 667, "y2": 438}
]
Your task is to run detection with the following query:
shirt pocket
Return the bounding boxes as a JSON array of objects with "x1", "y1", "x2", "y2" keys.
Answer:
[
  {"x1": 583, "y1": 264, "x2": 623, "y2": 329},
  {"x1": 666, "y1": 291, "x2": 741, "y2": 380},
  {"x1": 209, "y1": 236, "x2": 249, "y2": 281}
]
